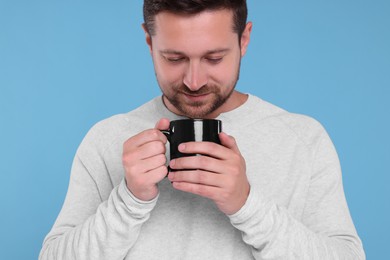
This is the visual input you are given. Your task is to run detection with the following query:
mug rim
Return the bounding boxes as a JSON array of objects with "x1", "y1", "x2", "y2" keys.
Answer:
[{"x1": 171, "y1": 118, "x2": 221, "y2": 123}]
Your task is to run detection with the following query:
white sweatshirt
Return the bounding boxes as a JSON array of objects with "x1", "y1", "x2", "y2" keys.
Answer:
[{"x1": 40, "y1": 95, "x2": 365, "y2": 259}]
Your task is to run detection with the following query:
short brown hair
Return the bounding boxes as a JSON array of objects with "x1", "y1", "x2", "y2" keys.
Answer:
[{"x1": 143, "y1": 0, "x2": 248, "y2": 39}]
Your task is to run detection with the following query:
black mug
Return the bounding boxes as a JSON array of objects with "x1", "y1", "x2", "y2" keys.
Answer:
[{"x1": 162, "y1": 119, "x2": 222, "y2": 160}]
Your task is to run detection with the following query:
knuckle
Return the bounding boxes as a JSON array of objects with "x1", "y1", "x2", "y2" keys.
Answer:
[
  {"x1": 158, "y1": 141, "x2": 166, "y2": 153},
  {"x1": 156, "y1": 165, "x2": 168, "y2": 176},
  {"x1": 197, "y1": 185, "x2": 210, "y2": 197},
  {"x1": 122, "y1": 152, "x2": 132, "y2": 166},
  {"x1": 174, "y1": 158, "x2": 184, "y2": 168},
  {"x1": 156, "y1": 154, "x2": 167, "y2": 166},
  {"x1": 151, "y1": 141, "x2": 165, "y2": 154},
  {"x1": 231, "y1": 153, "x2": 241, "y2": 162},
  {"x1": 206, "y1": 143, "x2": 217, "y2": 154},
  {"x1": 231, "y1": 167, "x2": 240, "y2": 177},
  {"x1": 196, "y1": 170, "x2": 207, "y2": 183},
  {"x1": 123, "y1": 139, "x2": 132, "y2": 151},
  {"x1": 149, "y1": 129, "x2": 161, "y2": 138},
  {"x1": 193, "y1": 184, "x2": 202, "y2": 195},
  {"x1": 122, "y1": 154, "x2": 127, "y2": 164},
  {"x1": 198, "y1": 156, "x2": 208, "y2": 169}
]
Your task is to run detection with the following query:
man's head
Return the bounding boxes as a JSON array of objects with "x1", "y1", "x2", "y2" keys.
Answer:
[
  {"x1": 143, "y1": 0, "x2": 248, "y2": 40},
  {"x1": 142, "y1": 0, "x2": 252, "y2": 119}
]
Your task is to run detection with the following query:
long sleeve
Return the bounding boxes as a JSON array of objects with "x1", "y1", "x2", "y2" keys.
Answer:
[
  {"x1": 229, "y1": 132, "x2": 365, "y2": 259},
  {"x1": 39, "y1": 156, "x2": 158, "y2": 260},
  {"x1": 39, "y1": 125, "x2": 158, "y2": 259}
]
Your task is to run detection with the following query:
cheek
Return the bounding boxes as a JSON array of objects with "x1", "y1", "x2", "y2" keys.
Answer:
[
  {"x1": 154, "y1": 61, "x2": 184, "y2": 85},
  {"x1": 209, "y1": 64, "x2": 238, "y2": 85},
  {"x1": 211, "y1": 53, "x2": 241, "y2": 81}
]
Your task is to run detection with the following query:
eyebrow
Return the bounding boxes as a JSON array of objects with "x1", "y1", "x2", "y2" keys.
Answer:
[{"x1": 160, "y1": 48, "x2": 230, "y2": 56}]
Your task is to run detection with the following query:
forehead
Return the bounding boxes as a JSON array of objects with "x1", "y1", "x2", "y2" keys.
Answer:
[{"x1": 152, "y1": 9, "x2": 238, "y2": 54}]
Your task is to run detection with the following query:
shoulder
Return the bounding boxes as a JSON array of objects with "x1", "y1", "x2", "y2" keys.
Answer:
[
  {"x1": 247, "y1": 94, "x2": 328, "y2": 147},
  {"x1": 277, "y1": 112, "x2": 326, "y2": 147},
  {"x1": 93, "y1": 97, "x2": 164, "y2": 133},
  {"x1": 79, "y1": 97, "x2": 164, "y2": 154}
]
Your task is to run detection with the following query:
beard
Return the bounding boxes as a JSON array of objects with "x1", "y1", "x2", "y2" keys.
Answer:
[
  {"x1": 160, "y1": 62, "x2": 241, "y2": 119},
  {"x1": 164, "y1": 83, "x2": 235, "y2": 118}
]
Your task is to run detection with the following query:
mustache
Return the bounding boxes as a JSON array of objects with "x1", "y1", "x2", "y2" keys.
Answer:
[{"x1": 176, "y1": 84, "x2": 216, "y2": 95}]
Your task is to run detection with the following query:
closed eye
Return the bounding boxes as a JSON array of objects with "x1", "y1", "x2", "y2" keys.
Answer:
[
  {"x1": 165, "y1": 56, "x2": 186, "y2": 63},
  {"x1": 205, "y1": 57, "x2": 223, "y2": 64}
]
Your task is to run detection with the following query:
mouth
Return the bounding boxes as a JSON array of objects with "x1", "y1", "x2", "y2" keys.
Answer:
[{"x1": 182, "y1": 92, "x2": 210, "y2": 103}]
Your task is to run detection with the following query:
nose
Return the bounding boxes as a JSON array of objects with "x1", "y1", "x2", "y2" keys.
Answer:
[{"x1": 183, "y1": 60, "x2": 207, "y2": 91}]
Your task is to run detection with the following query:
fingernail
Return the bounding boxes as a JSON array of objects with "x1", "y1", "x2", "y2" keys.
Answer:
[
  {"x1": 170, "y1": 159, "x2": 175, "y2": 167},
  {"x1": 179, "y1": 144, "x2": 185, "y2": 151}
]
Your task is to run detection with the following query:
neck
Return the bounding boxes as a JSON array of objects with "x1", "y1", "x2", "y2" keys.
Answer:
[{"x1": 213, "y1": 90, "x2": 248, "y2": 118}]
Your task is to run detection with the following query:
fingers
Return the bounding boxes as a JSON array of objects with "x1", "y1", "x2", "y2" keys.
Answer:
[
  {"x1": 123, "y1": 118, "x2": 169, "y2": 166},
  {"x1": 171, "y1": 181, "x2": 221, "y2": 201},
  {"x1": 167, "y1": 132, "x2": 249, "y2": 214},
  {"x1": 125, "y1": 151, "x2": 167, "y2": 175},
  {"x1": 168, "y1": 169, "x2": 221, "y2": 187},
  {"x1": 176, "y1": 142, "x2": 227, "y2": 160},
  {"x1": 155, "y1": 118, "x2": 170, "y2": 130},
  {"x1": 175, "y1": 133, "x2": 240, "y2": 160},
  {"x1": 122, "y1": 118, "x2": 170, "y2": 201},
  {"x1": 169, "y1": 154, "x2": 220, "y2": 173},
  {"x1": 219, "y1": 132, "x2": 241, "y2": 154},
  {"x1": 123, "y1": 129, "x2": 167, "y2": 152},
  {"x1": 127, "y1": 140, "x2": 166, "y2": 161},
  {"x1": 140, "y1": 165, "x2": 168, "y2": 184},
  {"x1": 124, "y1": 118, "x2": 170, "y2": 152}
]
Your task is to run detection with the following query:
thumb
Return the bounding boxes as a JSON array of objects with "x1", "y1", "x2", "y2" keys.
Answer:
[{"x1": 155, "y1": 118, "x2": 170, "y2": 130}]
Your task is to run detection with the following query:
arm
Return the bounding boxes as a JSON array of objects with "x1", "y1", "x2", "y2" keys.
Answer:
[
  {"x1": 40, "y1": 119, "x2": 169, "y2": 260},
  {"x1": 39, "y1": 156, "x2": 158, "y2": 260},
  {"x1": 228, "y1": 133, "x2": 365, "y2": 259},
  {"x1": 169, "y1": 132, "x2": 365, "y2": 259}
]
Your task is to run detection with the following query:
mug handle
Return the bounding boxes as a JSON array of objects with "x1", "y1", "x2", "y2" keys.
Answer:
[
  {"x1": 160, "y1": 130, "x2": 170, "y2": 141},
  {"x1": 160, "y1": 129, "x2": 172, "y2": 176}
]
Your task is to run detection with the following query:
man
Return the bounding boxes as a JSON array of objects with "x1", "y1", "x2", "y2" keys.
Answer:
[{"x1": 40, "y1": 0, "x2": 365, "y2": 259}]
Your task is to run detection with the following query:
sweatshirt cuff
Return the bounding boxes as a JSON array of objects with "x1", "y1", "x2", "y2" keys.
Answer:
[
  {"x1": 228, "y1": 186, "x2": 272, "y2": 225},
  {"x1": 118, "y1": 179, "x2": 159, "y2": 217}
]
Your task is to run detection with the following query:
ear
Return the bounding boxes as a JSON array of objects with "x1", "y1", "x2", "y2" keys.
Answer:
[
  {"x1": 240, "y1": 22, "x2": 252, "y2": 57},
  {"x1": 142, "y1": 23, "x2": 153, "y2": 54}
]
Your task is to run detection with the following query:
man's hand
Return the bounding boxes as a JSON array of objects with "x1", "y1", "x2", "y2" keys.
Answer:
[
  {"x1": 122, "y1": 118, "x2": 170, "y2": 201},
  {"x1": 167, "y1": 132, "x2": 249, "y2": 215}
]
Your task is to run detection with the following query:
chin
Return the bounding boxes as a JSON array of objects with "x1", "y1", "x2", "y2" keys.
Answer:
[{"x1": 179, "y1": 106, "x2": 216, "y2": 119}]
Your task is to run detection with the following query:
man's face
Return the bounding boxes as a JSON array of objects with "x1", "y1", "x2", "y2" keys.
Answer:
[{"x1": 145, "y1": 9, "x2": 251, "y2": 118}]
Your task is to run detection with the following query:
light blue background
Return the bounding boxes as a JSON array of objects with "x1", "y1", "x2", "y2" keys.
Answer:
[{"x1": 0, "y1": 0, "x2": 389, "y2": 259}]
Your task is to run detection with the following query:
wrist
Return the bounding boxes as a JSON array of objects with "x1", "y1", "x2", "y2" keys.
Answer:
[
  {"x1": 123, "y1": 179, "x2": 160, "y2": 204},
  {"x1": 125, "y1": 179, "x2": 159, "y2": 202}
]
